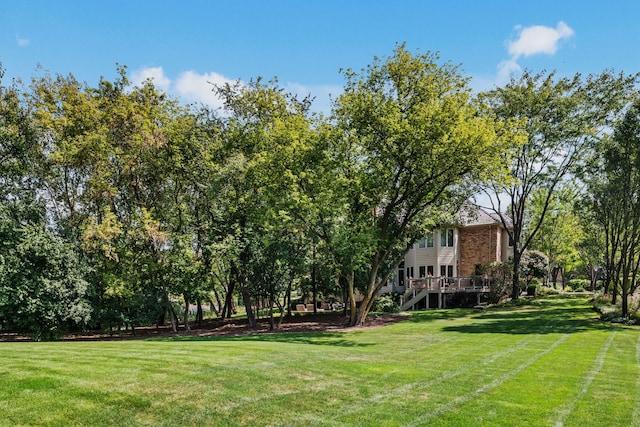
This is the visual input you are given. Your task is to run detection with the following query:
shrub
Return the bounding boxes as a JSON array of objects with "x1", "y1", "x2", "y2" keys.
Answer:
[
  {"x1": 479, "y1": 261, "x2": 513, "y2": 303},
  {"x1": 537, "y1": 286, "x2": 559, "y2": 296},
  {"x1": 0, "y1": 225, "x2": 92, "y2": 340},
  {"x1": 372, "y1": 296, "x2": 400, "y2": 313},
  {"x1": 568, "y1": 279, "x2": 590, "y2": 290}
]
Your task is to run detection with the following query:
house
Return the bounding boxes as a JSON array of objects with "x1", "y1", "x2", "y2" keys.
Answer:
[{"x1": 381, "y1": 204, "x2": 513, "y2": 309}]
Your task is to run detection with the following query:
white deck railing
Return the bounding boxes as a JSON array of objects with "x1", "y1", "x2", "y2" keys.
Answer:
[{"x1": 404, "y1": 277, "x2": 489, "y2": 298}]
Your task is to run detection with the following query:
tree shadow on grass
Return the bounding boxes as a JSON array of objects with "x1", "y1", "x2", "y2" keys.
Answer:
[
  {"x1": 150, "y1": 331, "x2": 376, "y2": 347},
  {"x1": 442, "y1": 307, "x2": 614, "y2": 335},
  {"x1": 404, "y1": 297, "x2": 616, "y2": 335}
]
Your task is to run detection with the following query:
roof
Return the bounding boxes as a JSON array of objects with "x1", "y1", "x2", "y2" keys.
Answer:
[{"x1": 456, "y1": 203, "x2": 513, "y2": 228}]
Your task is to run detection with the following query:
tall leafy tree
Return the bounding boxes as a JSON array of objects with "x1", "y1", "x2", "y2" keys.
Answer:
[
  {"x1": 0, "y1": 66, "x2": 92, "y2": 341},
  {"x1": 527, "y1": 186, "x2": 582, "y2": 287},
  {"x1": 318, "y1": 45, "x2": 514, "y2": 326},
  {"x1": 212, "y1": 78, "x2": 316, "y2": 328},
  {"x1": 589, "y1": 98, "x2": 640, "y2": 317},
  {"x1": 480, "y1": 70, "x2": 638, "y2": 299},
  {"x1": 0, "y1": 216, "x2": 92, "y2": 340}
]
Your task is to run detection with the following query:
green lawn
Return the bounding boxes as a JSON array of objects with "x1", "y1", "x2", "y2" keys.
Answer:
[{"x1": 2, "y1": 296, "x2": 639, "y2": 426}]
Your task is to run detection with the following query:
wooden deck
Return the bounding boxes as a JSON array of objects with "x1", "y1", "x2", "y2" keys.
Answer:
[{"x1": 400, "y1": 277, "x2": 490, "y2": 310}]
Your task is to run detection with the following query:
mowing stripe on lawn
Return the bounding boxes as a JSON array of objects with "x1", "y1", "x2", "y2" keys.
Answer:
[
  {"x1": 307, "y1": 303, "x2": 590, "y2": 425},
  {"x1": 404, "y1": 332, "x2": 572, "y2": 426},
  {"x1": 551, "y1": 331, "x2": 616, "y2": 427},
  {"x1": 330, "y1": 333, "x2": 543, "y2": 421},
  {"x1": 325, "y1": 302, "x2": 591, "y2": 424},
  {"x1": 633, "y1": 332, "x2": 640, "y2": 427}
]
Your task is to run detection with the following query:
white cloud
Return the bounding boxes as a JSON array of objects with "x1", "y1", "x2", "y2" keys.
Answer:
[
  {"x1": 477, "y1": 21, "x2": 576, "y2": 89},
  {"x1": 174, "y1": 70, "x2": 238, "y2": 110},
  {"x1": 496, "y1": 58, "x2": 522, "y2": 86},
  {"x1": 130, "y1": 67, "x2": 171, "y2": 92},
  {"x1": 507, "y1": 21, "x2": 574, "y2": 59},
  {"x1": 128, "y1": 67, "x2": 337, "y2": 114},
  {"x1": 16, "y1": 35, "x2": 30, "y2": 47}
]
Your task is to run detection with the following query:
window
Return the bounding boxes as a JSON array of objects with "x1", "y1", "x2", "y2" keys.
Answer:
[
  {"x1": 406, "y1": 266, "x2": 414, "y2": 278},
  {"x1": 508, "y1": 233, "x2": 514, "y2": 247},
  {"x1": 440, "y1": 265, "x2": 454, "y2": 277},
  {"x1": 419, "y1": 266, "x2": 426, "y2": 277},
  {"x1": 427, "y1": 265, "x2": 434, "y2": 276},
  {"x1": 418, "y1": 237, "x2": 426, "y2": 248},
  {"x1": 440, "y1": 229, "x2": 454, "y2": 247},
  {"x1": 426, "y1": 232, "x2": 434, "y2": 247}
]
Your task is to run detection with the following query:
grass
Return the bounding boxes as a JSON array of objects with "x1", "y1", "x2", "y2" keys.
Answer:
[{"x1": 1, "y1": 295, "x2": 639, "y2": 426}]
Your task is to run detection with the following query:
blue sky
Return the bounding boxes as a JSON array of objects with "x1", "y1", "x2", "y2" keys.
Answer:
[{"x1": 2, "y1": 1, "x2": 639, "y2": 112}]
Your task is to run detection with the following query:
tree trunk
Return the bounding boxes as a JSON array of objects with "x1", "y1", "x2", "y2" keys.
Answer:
[
  {"x1": 284, "y1": 279, "x2": 293, "y2": 317},
  {"x1": 222, "y1": 280, "x2": 236, "y2": 319},
  {"x1": 183, "y1": 295, "x2": 191, "y2": 332},
  {"x1": 165, "y1": 291, "x2": 179, "y2": 333},
  {"x1": 275, "y1": 298, "x2": 286, "y2": 329},
  {"x1": 196, "y1": 300, "x2": 203, "y2": 328},
  {"x1": 268, "y1": 297, "x2": 275, "y2": 331},
  {"x1": 211, "y1": 285, "x2": 223, "y2": 317},
  {"x1": 590, "y1": 272, "x2": 598, "y2": 292},
  {"x1": 241, "y1": 285, "x2": 257, "y2": 329},
  {"x1": 346, "y1": 270, "x2": 357, "y2": 326},
  {"x1": 621, "y1": 263, "x2": 631, "y2": 317},
  {"x1": 512, "y1": 251, "x2": 522, "y2": 299}
]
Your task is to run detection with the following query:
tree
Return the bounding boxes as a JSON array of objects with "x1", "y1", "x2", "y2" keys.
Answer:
[
  {"x1": 589, "y1": 98, "x2": 640, "y2": 317},
  {"x1": 480, "y1": 70, "x2": 638, "y2": 299},
  {"x1": 519, "y1": 250, "x2": 549, "y2": 286},
  {"x1": 317, "y1": 45, "x2": 514, "y2": 326},
  {"x1": 0, "y1": 207, "x2": 92, "y2": 340},
  {"x1": 29, "y1": 67, "x2": 206, "y2": 332},
  {"x1": 211, "y1": 78, "x2": 316, "y2": 328},
  {"x1": 0, "y1": 66, "x2": 92, "y2": 341},
  {"x1": 527, "y1": 186, "x2": 582, "y2": 287}
]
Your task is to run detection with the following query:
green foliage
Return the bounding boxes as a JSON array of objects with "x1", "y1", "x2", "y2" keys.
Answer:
[
  {"x1": 480, "y1": 70, "x2": 638, "y2": 299},
  {"x1": 537, "y1": 286, "x2": 560, "y2": 296},
  {"x1": 2, "y1": 52, "x2": 638, "y2": 337},
  {"x1": 478, "y1": 260, "x2": 513, "y2": 302},
  {"x1": 323, "y1": 44, "x2": 513, "y2": 324},
  {"x1": 569, "y1": 278, "x2": 591, "y2": 290},
  {"x1": 591, "y1": 293, "x2": 640, "y2": 324},
  {"x1": 371, "y1": 296, "x2": 400, "y2": 313},
  {"x1": 520, "y1": 250, "x2": 549, "y2": 283},
  {"x1": 0, "y1": 221, "x2": 91, "y2": 340},
  {"x1": 587, "y1": 98, "x2": 640, "y2": 316}
]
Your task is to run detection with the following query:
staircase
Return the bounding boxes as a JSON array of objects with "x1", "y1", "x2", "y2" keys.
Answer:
[{"x1": 401, "y1": 287, "x2": 432, "y2": 311}]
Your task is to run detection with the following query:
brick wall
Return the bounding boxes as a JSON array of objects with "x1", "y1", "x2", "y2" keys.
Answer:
[{"x1": 458, "y1": 226, "x2": 500, "y2": 276}]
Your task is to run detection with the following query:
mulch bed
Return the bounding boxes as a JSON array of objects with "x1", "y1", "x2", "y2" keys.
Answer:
[{"x1": 0, "y1": 312, "x2": 409, "y2": 342}]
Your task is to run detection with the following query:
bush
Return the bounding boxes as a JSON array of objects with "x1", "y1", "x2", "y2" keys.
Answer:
[
  {"x1": 526, "y1": 285, "x2": 538, "y2": 296},
  {"x1": 591, "y1": 294, "x2": 639, "y2": 325},
  {"x1": 568, "y1": 279, "x2": 590, "y2": 290},
  {"x1": 537, "y1": 286, "x2": 559, "y2": 296},
  {"x1": 0, "y1": 225, "x2": 92, "y2": 340},
  {"x1": 372, "y1": 296, "x2": 400, "y2": 313}
]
